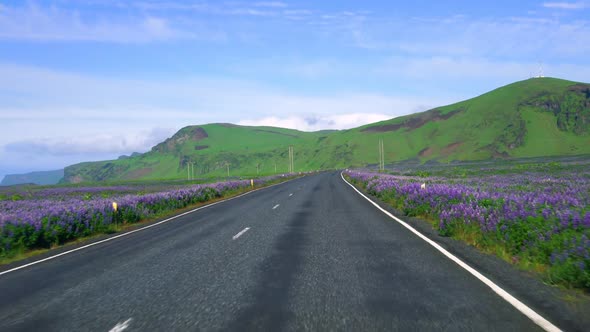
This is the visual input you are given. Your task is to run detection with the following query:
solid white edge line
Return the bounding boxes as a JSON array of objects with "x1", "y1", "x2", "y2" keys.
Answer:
[
  {"x1": 109, "y1": 318, "x2": 132, "y2": 332},
  {"x1": 0, "y1": 177, "x2": 301, "y2": 277},
  {"x1": 272, "y1": 204, "x2": 280, "y2": 209},
  {"x1": 340, "y1": 172, "x2": 561, "y2": 332},
  {"x1": 232, "y1": 227, "x2": 250, "y2": 240}
]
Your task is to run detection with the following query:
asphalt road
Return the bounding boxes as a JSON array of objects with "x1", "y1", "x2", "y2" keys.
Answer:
[{"x1": 0, "y1": 172, "x2": 564, "y2": 331}]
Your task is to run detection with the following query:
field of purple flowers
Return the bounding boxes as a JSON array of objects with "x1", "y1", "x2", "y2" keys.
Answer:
[
  {"x1": 0, "y1": 175, "x2": 290, "y2": 260},
  {"x1": 345, "y1": 163, "x2": 590, "y2": 290}
]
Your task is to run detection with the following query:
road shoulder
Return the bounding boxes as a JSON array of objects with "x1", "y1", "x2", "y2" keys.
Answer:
[{"x1": 342, "y1": 173, "x2": 590, "y2": 332}]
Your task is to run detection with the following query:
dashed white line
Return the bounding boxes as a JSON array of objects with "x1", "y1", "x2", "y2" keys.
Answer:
[
  {"x1": 232, "y1": 227, "x2": 250, "y2": 240},
  {"x1": 0, "y1": 177, "x2": 302, "y2": 277},
  {"x1": 272, "y1": 204, "x2": 280, "y2": 209},
  {"x1": 289, "y1": 193, "x2": 293, "y2": 197},
  {"x1": 340, "y1": 172, "x2": 561, "y2": 332},
  {"x1": 109, "y1": 318, "x2": 132, "y2": 332}
]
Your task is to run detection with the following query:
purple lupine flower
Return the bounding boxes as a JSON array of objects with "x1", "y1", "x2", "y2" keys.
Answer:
[
  {"x1": 344, "y1": 167, "x2": 590, "y2": 275},
  {"x1": 0, "y1": 174, "x2": 290, "y2": 253}
]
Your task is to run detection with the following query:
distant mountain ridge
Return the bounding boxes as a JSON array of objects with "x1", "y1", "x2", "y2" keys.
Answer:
[
  {"x1": 51, "y1": 77, "x2": 590, "y2": 183},
  {"x1": 1, "y1": 169, "x2": 64, "y2": 186}
]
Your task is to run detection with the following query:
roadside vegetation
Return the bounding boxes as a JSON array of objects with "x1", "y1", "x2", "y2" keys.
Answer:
[
  {"x1": 345, "y1": 160, "x2": 590, "y2": 291},
  {"x1": 0, "y1": 174, "x2": 299, "y2": 264}
]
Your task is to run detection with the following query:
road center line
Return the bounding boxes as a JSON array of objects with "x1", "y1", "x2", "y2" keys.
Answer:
[
  {"x1": 109, "y1": 318, "x2": 132, "y2": 332},
  {"x1": 340, "y1": 172, "x2": 561, "y2": 332},
  {"x1": 272, "y1": 204, "x2": 280, "y2": 209},
  {"x1": 0, "y1": 177, "x2": 302, "y2": 277},
  {"x1": 232, "y1": 227, "x2": 250, "y2": 240}
]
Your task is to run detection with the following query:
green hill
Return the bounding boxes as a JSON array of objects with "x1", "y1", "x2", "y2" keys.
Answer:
[
  {"x1": 63, "y1": 77, "x2": 590, "y2": 183},
  {"x1": 1, "y1": 169, "x2": 64, "y2": 186}
]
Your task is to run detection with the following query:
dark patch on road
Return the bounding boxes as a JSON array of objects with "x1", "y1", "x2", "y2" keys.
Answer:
[
  {"x1": 225, "y1": 206, "x2": 312, "y2": 331},
  {"x1": 361, "y1": 109, "x2": 462, "y2": 133},
  {"x1": 312, "y1": 184, "x2": 321, "y2": 193},
  {"x1": 168, "y1": 217, "x2": 237, "y2": 252}
]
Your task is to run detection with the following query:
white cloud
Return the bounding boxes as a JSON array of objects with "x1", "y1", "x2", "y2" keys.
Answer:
[
  {"x1": 0, "y1": 63, "x2": 444, "y2": 150},
  {"x1": 4, "y1": 127, "x2": 176, "y2": 156},
  {"x1": 345, "y1": 14, "x2": 590, "y2": 59},
  {"x1": 254, "y1": 2, "x2": 289, "y2": 8},
  {"x1": 0, "y1": 3, "x2": 216, "y2": 42},
  {"x1": 0, "y1": 126, "x2": 177, "y2": 179},
  {"x1": 227, "y1": 8, "x2": 277, "y2": 17},
  {"x1": 129, "y1": 1, "x2": 292, "y2": 18},
  {"x1": 543, "y1": 2, "x2": 588, "y2": 9},
  {"x1": 238, "y1": 113, "x2": 393, "y2": 131}
]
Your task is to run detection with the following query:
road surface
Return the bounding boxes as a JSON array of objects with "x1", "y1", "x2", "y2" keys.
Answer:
[{"x1": 0, "y1": 172, "x2": 567, "y2": 331}]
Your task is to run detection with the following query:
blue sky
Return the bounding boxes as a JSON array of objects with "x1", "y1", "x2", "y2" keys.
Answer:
[{"x1": 1, "y1": 0, "x2": 589, "y2": 179}]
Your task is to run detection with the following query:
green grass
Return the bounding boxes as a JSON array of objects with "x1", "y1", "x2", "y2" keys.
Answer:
[
  {"x1": 63, "y1": 77, "x2": 590, "y2": 183},
  {"x1": 514, "y1": 109, "x2": 587, "y2": 156}
]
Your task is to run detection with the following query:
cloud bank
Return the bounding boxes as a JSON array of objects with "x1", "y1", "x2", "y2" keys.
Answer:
[
  {"x1": 238, "y1": 113, "x2": 394, "y2": 131},
  {"x1": 543, "y1": 2, "x2": 588, "y2": 10},
  {"x1": 4, "y1": 128, "x2": 176, "y2": 156}
]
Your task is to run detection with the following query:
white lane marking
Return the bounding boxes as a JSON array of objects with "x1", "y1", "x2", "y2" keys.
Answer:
[
  {"x1": 109, "y1": 318, "x2": 132, "y2": 332},
  {"x1": 272, "y1": 204, "x2": 280, "y2": 209},
  {"x1": 0, "y1": 177, "x2": 303, "y2": 277},
  {"x1": 289, "y1": 193, "x2": 293, "y2": 197},
  {"x1": 340, "y1": 172, "x2": 561, "y2": 332},
  {"x1": 232, "y1": 227, "x2": 250, "y2": 240}
]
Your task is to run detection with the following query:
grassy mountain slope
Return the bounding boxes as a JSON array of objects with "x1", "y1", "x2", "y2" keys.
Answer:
[
  {"x1": 63, "y1": 125, "x2": 328, "y2": 182},
  {"x1": 63, "y1": 78, "x2": 590, "y2": 183},
  {"x1": 350, "y1": 77, "x2": 589, "y2": 163},
  {"x1": 1, "y1": 169, "x2": 64, "y2": 186}
]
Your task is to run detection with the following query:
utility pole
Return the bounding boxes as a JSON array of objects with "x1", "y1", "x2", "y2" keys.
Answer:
[
  {"x1": 382, "y1": 139, "x2": 385, "y2": 171},
  {"x1": 381, "y1": 140, "x2": 385, "y2": 171},
  {"x1": 187, "y1": 162, "x2": 195, "y2": 180},
  {"x1": 256, "y1": 163, "x2": 260, "y2": 175},
  {"x1": 227, "y1": 163, "x2": 230, "y2": 177},
  {"x1": 288, "y1": 146, "x2": 294, "y2": 173},
  {"x1": 377, "y1": 139, "x2": 381, "y2": 171},
  {"x1": 275, "y1": 162, "x2": 277, "y2": 173}
]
